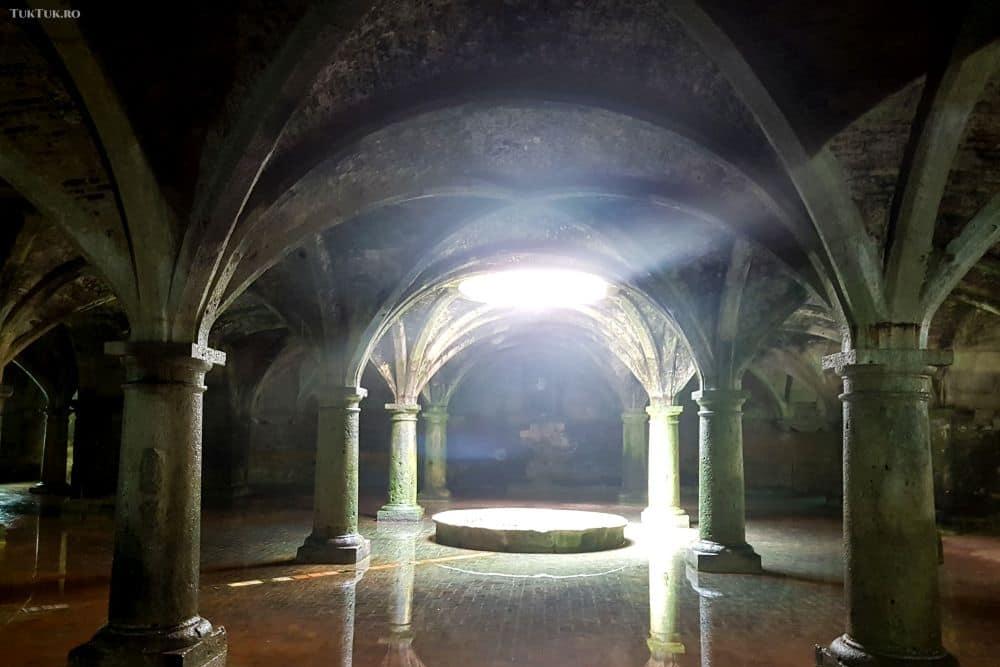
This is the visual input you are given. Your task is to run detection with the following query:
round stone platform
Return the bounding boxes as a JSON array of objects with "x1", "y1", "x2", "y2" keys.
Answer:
[{"x1": 432, "y1": 507, "x2": 628, "y2": 553}]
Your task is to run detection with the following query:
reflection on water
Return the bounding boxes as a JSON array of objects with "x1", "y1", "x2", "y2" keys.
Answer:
[
  {"x1": 1, "y1": 494, "x2": 998, "y2": 667},
  {"x1": 2, "y1": 499, "x2": 71, "y2": 598},
  {"x1": 331, "y1": 562, "x2": 363, "y2": 667},
  {"x1": 647, "y1": 538, "x2": 685, "y2": 667},
  {"x1": 378, "y1": 524, "x2": 425, "y2": 667}
]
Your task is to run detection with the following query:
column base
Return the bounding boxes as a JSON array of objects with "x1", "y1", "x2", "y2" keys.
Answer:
[
  {"x1": 296, "y1": 532, "x2": 371, "y2": 565},
  {"x1": 687, "y1": 539, "x2": 762, "y2": 574},
  {"x1": 815, "y1": 635, "x2": 957, "y2": 667},
  {"x1": 418, "y1": 488, "x2": 451, "y2": 501},
  {"x1": 30, "y1": 481, "x2": 72, "y2": 496},
  {"x1": 618, "y1": 491, "x2": 646, "y2": 506},
  {"x1": 377, "y1": 504, "x2": 424, "y2": 522},
  {"x1": 641, "y1": 507, "x2": 690, "y2": 528},
  {"x1": 69, "y1": 617, "x2": 226, "y2": 667},
  {"x1": 648, "y1": 637, "x2": 685, "y2": 660}
]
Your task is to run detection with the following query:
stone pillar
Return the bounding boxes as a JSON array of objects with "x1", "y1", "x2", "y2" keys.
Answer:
[
  {"x1": 688, "y1": 389, "x2": 761, "y2": 573},
  {"x1": 642, "y1": 402, "x2": 689, "y2": 527},
  {"x1": 22, "y1": 406, "x2": 49, "y2": 477},
  {"x1": 378, "y1": 403, "x2": 424, "y2": 522},
  {"x1": 202, "y1": 384, "x2": 252, "y2": 503},
  {"x1": 618, "y1": 408, "x2": 648, "y2": 505},
  {"x1": 419, "y1": 405, "x2": 451, "y2": 500},
  {"x1": 69, "y1": 392, "x2": 121, "y2": 499},
  {"x1": 648, "y1": 549, "x2": 685, "y2": 665},
  {"x1": 33, "y1": 405, "x2": 73, "y2": 495},
  {"x1": 69, "y1": 342, "x2": 227, "y2": 667},
  {"x1": 816, "y1": 349, "x2": 954, "y2": 667},
  {"x1": 227, "y1": 411, "x2": 252, "y2": 499},
  {"x1": 298, "y1": 387, "x2": 371, "y2": 564},
  {"x1": 929, "y1": 407, "x2": 955, "y2": 516}
]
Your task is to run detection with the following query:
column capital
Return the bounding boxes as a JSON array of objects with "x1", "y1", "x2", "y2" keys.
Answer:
[
  {"x1": 622, "y1": 408, "x2": 648, "y2": 422},
  {"x1": 106, "y1": 341, "x2": 227, "y2": 366},
  {"x1": 423, "y1": 404, "x2": 448, "y2": 422},
  {"x1": 106, "y1": 341, "x2": 225, "y2": 386},
  {"x1": 822, "y1": 348, "x2": 951, "y2": 375},
  {"x1": 317, "y1": 385, "x2": 367, "y2": 408},
  {"x1": 692, "y1": 389, "x2": 747, "y2": 411},
  {"x1": 646, "y1": 403, "x2": 683, "y2": 419},
  {"x1": 386, "y1": 403, "x2": 421, "y2": 419}
]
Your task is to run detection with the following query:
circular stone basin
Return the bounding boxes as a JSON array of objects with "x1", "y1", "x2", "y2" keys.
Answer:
[{"x1": 432, "y1": 507, "x2": 628, "y2": 553}]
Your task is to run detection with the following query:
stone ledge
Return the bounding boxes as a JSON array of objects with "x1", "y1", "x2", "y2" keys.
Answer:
[{"x1": 433, "y1": 508, "x2": 627, "y2": 553}]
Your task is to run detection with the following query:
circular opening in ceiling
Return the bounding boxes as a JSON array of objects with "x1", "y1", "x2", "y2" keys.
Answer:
[
  {"x1": 457, "y1": 268, "x2": 608, "y2": 309},
  {"x1": 433, "y1": 507, "x2": 628, "y2": 553}
]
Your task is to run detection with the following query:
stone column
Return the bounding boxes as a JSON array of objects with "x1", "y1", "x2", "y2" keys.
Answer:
[
  {"x1": 378, "y1": 403, "x2": 424, "y2": 521},
  {"x1": 226, "y1": 411, "x2": 252, "y2": 499},
  {"x1": 419, "y1": 405, "x2": 451, "y2": 500},
  {"x1": 618, "y1": 408, "x2": 648, "y2": 505},
  {"x1": 929, "y1": 407, "x2": 955, "y2": 516},
  {"x1": 33, "y1": 405, "x2": 73, "y2": 495},
  {"x1": 21, "y1": 406, "x2": 49, "y2": 477},
  {"x1": 688, "y1": 389, "x2": 761, "y2": 573},
  {"x1": 69, "y1": 342, "x2": 226, "y2": 667},
  {"x1": 816, "y1": 349, "x2": 954, "y2": 667},
  {"x1": 203, "y1": 385, "x2": 252, "y2": 503},
  {"x1": 69, "y1": 392, "x2": 121, "y2": 499},
  {"x1": 298, "y1": 387, "x2": 370, "y2": 564},
  {"x1": 642, "y1": 401, "x2": 689, "y2": 527}
]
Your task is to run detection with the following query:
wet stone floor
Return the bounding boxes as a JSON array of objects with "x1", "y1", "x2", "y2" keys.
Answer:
[{"x1": 1, "y1": 484, "x2": 999, "y2": 666}]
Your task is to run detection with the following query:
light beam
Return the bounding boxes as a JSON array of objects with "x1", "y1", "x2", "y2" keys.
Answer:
[{"x1": 457, "y1": 268, "x2": 608, "y2": 309}]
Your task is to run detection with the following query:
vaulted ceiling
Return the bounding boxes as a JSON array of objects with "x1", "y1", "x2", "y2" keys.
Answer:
[{"x1": 1, "y1": 1, "x2": 997, "y2": 396}]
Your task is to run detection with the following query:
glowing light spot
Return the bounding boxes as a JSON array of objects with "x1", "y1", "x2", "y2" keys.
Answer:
[
  {"x1": 228, "y1": 579, "x2": 264, "y2": 588},
  {"x1": 457, "y1": 269, "x2": 608, "y2": 309}
]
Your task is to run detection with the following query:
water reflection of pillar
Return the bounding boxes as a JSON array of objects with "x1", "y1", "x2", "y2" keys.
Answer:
[
  {"x1": 647, "y1": 546, "x2": 685, "y2": 667},
  {"x1": 32, "y1": 515, "x2": 69, "y2": 595},
  {"x1": 333, "y1": 567, "x2": 366, "y2": 667},
  {"x1": 686, "y1": 568, "x2": 744, "y2": 667},
  {"x1": 378, "y1": 524, "x2": 426, "y2": 667}
]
